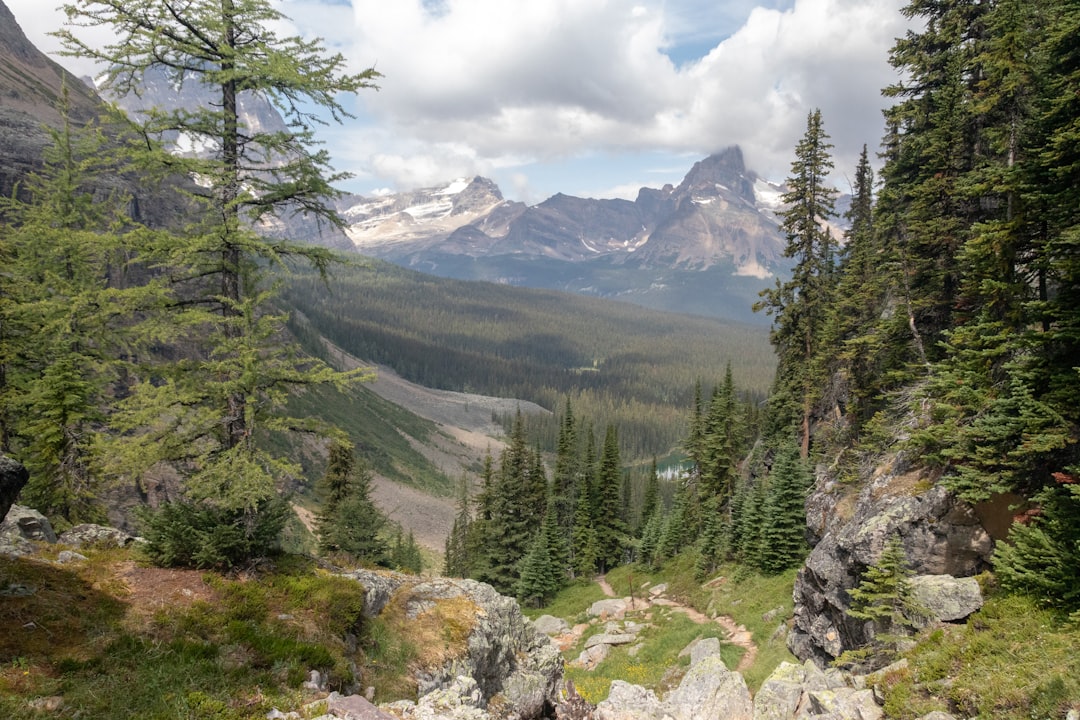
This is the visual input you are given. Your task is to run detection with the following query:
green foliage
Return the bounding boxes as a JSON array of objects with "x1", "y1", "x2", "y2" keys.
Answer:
[
  {"x1": 138, "y1": 496, "x2": 291, "y2": 570},
  {"x1": 838, "y1": 534, "x2": 928, "y2": 670},
  {"x1": 315, "y1": 441, "x2": 389, "y2": 566},
  {"x1": 757, "y1": 445, "x2": 812, "y2": 574},
  {"x1": 755, "y1": 109, "x2": 839, "y2": 456},
  {"x1": 882, "y1": 595, "x2": 1080, "y2": 720},
  {"x1": 994, "y1": 478, "x2": 1080, "y2": 610},
  {"x1": 46, "y1": 0, "x2": 376, "y2": 556}
]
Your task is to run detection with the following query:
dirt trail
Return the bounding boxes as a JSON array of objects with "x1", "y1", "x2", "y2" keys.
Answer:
[{"x1": 595, "y1": 575, "x2": 758, "y2": 673}]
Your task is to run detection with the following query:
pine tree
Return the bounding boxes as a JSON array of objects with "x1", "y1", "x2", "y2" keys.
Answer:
[
  {"x1": 57, "y1": 0, "x2": 377, "y2": 539},
  {"x1": 0, "y1": 86, "x2": 158, "y2": 524},
  {"x1": 754, "y1": 109, "x2": 839, "y2": 457},
  {"x1": 553, "y1": 398, "x2": 580, "y2": 535},
  {"x1": 639, "y1": 457, "x2": 660, "y2": 533},
  {"x1": 594, "y1": 424, "x2": 628, "y2": 572},
  {"x1": 993, "y1": 476, "x2": 1080, "y2": 611},
  {"x1": 443, "y1": 475, "x2": 473, "y2": 577},
  {"x1": 516, "y1": 496, "x2": 566, "y2": 607}
]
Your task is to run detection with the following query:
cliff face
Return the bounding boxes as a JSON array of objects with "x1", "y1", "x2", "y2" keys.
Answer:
[{"x1": 788, "y1": 450, "x2": 997, "y2": 666}]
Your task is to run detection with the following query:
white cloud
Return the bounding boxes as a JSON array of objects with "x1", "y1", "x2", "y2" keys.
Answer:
[
  {"x1": 5, "y1": 0, "x2": 910, "y2": 199},
  {"x1": 341, "y1": 0, "x2": 908, "y2": 190}
]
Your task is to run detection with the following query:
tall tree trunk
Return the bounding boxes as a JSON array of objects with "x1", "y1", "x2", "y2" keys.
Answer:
[{"x1": 221, "y1": 0, "x2": 245, "y2": 449}]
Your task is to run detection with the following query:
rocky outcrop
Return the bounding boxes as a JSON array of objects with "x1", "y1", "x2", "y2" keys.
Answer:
[
  {"x1": 790, "y1": 453, "x2": 994, "y2": 667},
  {"x1": 57, "y1": 524, "x2": 137, "y2": 549},
  {"x1": 595, "y1": 656, "x2": 752, "y2": 720},
  {"x1": 909, "y1": 575, "x2": 983, "y2": 626},
  {"x1": 0, "y1": 455, "x2": 29, "y2": 522},
  {"x1": 343, "y1": 572, "x2": 562, "y2": 720}
]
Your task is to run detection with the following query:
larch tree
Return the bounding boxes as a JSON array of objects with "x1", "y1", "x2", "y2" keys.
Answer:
[{"x1": 55, "y1": 0, "x2": 377, "y2": 536}]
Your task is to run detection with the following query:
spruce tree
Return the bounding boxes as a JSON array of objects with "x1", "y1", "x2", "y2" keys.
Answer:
[
  {"x1": 0, "y1": 87, "x2": 158, "y2": 524},
  {"x1": 758, "y1": 445, "x2": 811, "y2": 574},
  {"x1": 993, "y1": 477, "x2": 1080, "y2": 611},
  {"x1": 594, "y1": 424, "x2": 628, "y2": 572},
  {"x1": 315, "y1": 441, "x2": 388, "y2": 565},
  {"x1": 754, "y1": 109, "x2": 839, "y2": 457},
  {"x1": 839, "y1": 534, "x2": 927, "y2": 669},
  {"x1": 639, "y1": 457, "x2": 661, "y2": 532},
  {"x1": 443, "y1": 475, "x2": 473, "y2": 578}
]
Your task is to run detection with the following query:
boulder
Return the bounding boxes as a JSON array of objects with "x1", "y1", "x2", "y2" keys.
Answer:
[
  {"x1": 1, "y1": 504, "x2": 57, "y2": 543},
  {"x1": 0, "y1": 455, "x2": 29, "y2": 522},
  {"x1": 664, "y1": 655, "x2": 752, "y2": 720},
  {"x1": 588, "y1": 598, "x2": 628, "y2": 619},
  {"x1": 571, "y1": 643, "x2": 610, "y2": 670},
  {"x1": 401, "y1": 578, "x2": 562, "y2": 720},
  {"x1": 532, "y1": 614, "x2": 570, "y2": 636},
  {"x1": 322, "y1": 692, "x2": 399, "y2": 720},
  {"x1": 909, "y1": 575, "x2": 983, "y2": 625},
  {"x1": 584, "y1": 633, "x2": 636, "y2": 650},
  {"x1": 754, "y1": 662, "x2": 810, "y2": 720},
  {"x1": 342, "y1": 568, "x2": 409, "y2": 618},
  {"x1": 595, "y1": 681, "x2": 662, "y2": 720},
  {"x1": 58, "y1": 524, "x2": 136, "y2": 549},
  {"x1": 789, "y1": 454, "x2": 994, "y2": 666},
  {"x1": 796, "y1": 688, "x2": 883, "y2": 720},
  {"x1": 688, "y1": 637, "x2": 722, "y2": 666}
]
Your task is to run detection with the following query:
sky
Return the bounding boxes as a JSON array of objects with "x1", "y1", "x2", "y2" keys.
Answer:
[{"x1": 7, "y1": 0, "x2": 910, "y2": 204}]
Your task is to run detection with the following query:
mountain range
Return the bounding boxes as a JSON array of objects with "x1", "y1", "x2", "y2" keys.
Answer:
[{"x1": 337, "y1": 148, "x2": 791, "y2": 323}]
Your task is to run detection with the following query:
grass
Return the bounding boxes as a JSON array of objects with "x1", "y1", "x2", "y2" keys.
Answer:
[
  {"x1": 565, "y1": 610, "x2": 743, "y2": 704},
  {"x1": 881, "y1": 594, "x2": 1080, "y2": 719},
  {"x1": 523, "y1": 579, "x2": 609, "y2": 622},
  {"x1": 702, "y1": 563, "x2": 800, "y2": 690},
  {"x1": 0, "y1": 549, "x2": 410, "y2": 719}
]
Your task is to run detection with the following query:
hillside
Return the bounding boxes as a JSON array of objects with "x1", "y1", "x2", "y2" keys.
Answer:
[{"x1": 282, "y1": 256, "x2": 775, "y2": 461}]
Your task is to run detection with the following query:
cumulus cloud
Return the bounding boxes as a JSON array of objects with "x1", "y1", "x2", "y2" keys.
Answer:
[
  {"x1": 342, "y1": 0, "x2": 908, "y2": 191},
  {"x1": 5, "y1": 0, "x2": 910, "y2": 199}
]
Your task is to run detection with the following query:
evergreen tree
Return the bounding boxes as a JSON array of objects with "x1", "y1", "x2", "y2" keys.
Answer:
[
  {"x1": 758, "y1": 445, "x2": 811, "y2": 574},
  {"x1": 638, "y1": 498, "x2": 664, "y2": 567},
  {"x1": 700, "y1": 365, "x2": 740, "y2": 501},
  {"x1": 315, "y1": 441, "x2": 388, "y2": 565},
  {"x1": 594, "y1": 424, "x2": 628, "y2": 572},
  {"x1": 993, "y1": 476, "x2": 1080, "y2": 611},
  {"x1": 443, "y1": 475, "x2": 473, "y2": 578},
  {"x1": 516, "y1": 496, "x2": 566, "y2": 607},
  {"x1": 639, "y1": 457, "x2": 660, "y2": 533},
  {"x1": 755, "y1": 109, "x2": 839, "y2": 457},
  {"x1": 839, "y1": 534, "x2": 927, "y2": 669},
  {"x1": 553, "y1": 398, "x2": 580, "y2": 534},
  {"x1": 57, "y1": 0, "x2": 377, "y2": 542},
  {"x1": 0, "y1": 86, "x2": 158, "y2": 524}
]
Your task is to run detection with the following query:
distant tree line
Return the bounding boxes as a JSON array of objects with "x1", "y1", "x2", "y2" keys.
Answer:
[{"x1": 280, "y1": 261, "x2": 774, "y2": 463}]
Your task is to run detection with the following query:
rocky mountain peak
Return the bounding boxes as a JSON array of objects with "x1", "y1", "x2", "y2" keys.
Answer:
[
  {"x1": 0, "y1": 0, "x2": 40, "y2": 66},
  {"x1": 676, "y1": 146, "x2": 756, "y2": 204}
]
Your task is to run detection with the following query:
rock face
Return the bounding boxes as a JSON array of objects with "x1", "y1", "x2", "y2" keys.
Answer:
[
  {"x1": 0, "y1": 455, "x2": 29, "y2": 522},
  {"x1": 346, "y1": 573, "x2": 562, "y2": 720},
  {"x1": 0, "y1": 504, "x2": 57, "y2": 557},
  {"x1": 790, "y1": 453, "x2": 994, "y2": 666}
]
